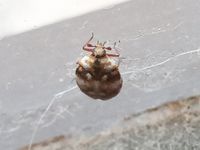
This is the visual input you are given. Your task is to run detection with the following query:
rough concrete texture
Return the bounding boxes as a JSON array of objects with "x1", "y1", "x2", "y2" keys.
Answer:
[
  {"x1": 20, "y1": 95, "x2": 200, "y2": 150},
  {"x1": 1, "y1": 0, "x2": 200, "y2": 149}
]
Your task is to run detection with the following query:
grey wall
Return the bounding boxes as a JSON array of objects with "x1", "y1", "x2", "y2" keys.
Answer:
[{"x1": 0, "y1": 0, "x2": 200, "y2": 149}]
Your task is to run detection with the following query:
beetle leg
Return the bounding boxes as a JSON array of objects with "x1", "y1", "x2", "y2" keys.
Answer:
[
  {"x1": 103, "y1": 41, "x2": 107, "y2": 46},
  {"x1": 83, "y1": 47, "x2": 94, "y2": 52},
  {"x1": 106, "y1": 42, "x2": 120, "y2": 57},
  {"x1": 111, "y1": 41, "x2": 121, "y2": 56},
  {"x1": 113, "y1": 42, "x2": 117, "y2": 48},
  {"x1": 104, "y1": 47, "x2": 112, "y2": 50},
  {"x1": 83, "y1": 33, "x2": 95, "y2": 52},
  {"x1": 107, "y1": 53, "x2": 120, "y2": 57}
]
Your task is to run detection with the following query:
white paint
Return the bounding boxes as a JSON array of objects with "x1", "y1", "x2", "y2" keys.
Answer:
[{"x1": 0, "y1": 0, "x2": 129, "y2": 38}]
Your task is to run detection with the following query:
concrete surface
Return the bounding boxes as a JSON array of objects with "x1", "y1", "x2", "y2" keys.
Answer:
[
  {"x1": 20, "y1": 95, "x2": 200, "y2": 150},
  {"x1": 0, "y1": 0, "x2": 200, "y2": 149}
]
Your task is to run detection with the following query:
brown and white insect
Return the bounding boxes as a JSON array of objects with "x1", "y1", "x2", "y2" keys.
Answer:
[{"x1": 76, "y1": 33, "x2": 123, "y2": 100}]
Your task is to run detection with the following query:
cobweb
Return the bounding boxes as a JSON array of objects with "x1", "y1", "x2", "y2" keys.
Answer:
[
  {"x1": 27, "y1": 43, "x2": 200, "y2": 150},
  {"x1": 1, "y1": 0, "x2": 200, "y2": 149}
]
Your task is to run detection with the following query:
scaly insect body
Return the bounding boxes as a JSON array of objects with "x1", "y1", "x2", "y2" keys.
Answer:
[{"x1": 76, "y1": 33, "x2": 122, "y2": 100}]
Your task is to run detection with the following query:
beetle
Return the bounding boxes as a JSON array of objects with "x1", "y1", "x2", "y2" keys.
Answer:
[{"x1": 76, "y1": 33, "x2": 123, "y2": 100}]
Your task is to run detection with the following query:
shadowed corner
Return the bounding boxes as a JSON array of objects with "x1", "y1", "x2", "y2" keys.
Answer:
[{"x1": 19, "y1": 95, "x2": 200, "y2": 150}]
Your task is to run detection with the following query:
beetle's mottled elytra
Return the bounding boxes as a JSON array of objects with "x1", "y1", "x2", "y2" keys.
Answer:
[{"x1": 76, "y1": 33, "x2": 123, "y2": 100}]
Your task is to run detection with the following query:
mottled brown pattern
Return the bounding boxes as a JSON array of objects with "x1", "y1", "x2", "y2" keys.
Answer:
[
  {"x1": 76, "y1": 36, "x2": 122, "y2": 100},
  {"x1": 76, "y1": 65, "x2": 121, "y2": 82},
  {"x1": 76, "y1": 61, "x2": 122, "y2": 100}
]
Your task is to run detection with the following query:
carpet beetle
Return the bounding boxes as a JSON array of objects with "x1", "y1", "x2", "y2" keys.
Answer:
[{"x1": 76, "y1": 33, "x2": 123, "y2": 100}]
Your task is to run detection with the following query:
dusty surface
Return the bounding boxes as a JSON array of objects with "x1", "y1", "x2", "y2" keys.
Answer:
[
  {"x1": 0, "y1": 0, "x2": 200, "y2": 149},
  {"x1": 20, "y1": 96, "x2": 200, "y2": 150}
]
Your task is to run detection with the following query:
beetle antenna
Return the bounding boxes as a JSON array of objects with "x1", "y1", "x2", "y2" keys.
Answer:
[
  {"x1": 88, "y1": 32, "x2": 94, "y2": 42},
  {"x1": 82, "y1": 33, "x2": 95, "y2": 52},
  {"x1": 114, "y1": 40, "x2": 120, "y2": 48},
  {"x1": 113, "y1": 42, "x2": 117, "y2": 48}
]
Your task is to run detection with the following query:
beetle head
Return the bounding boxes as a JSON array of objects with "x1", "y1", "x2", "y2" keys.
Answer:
[{"x1": 93, "y1": 41, "x2": 106, "y2": 58}]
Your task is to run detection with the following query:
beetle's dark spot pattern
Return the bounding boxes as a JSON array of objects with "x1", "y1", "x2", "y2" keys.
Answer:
[
  {"x1": 76, "y1": 66, "x2": 121, "y2": 83},
  {"x1": 76, "y1": 65, "x2": 122, "y2": 100},
  {"x1": 76, "y1": 35, "x2": 122, "y2": 100}
]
